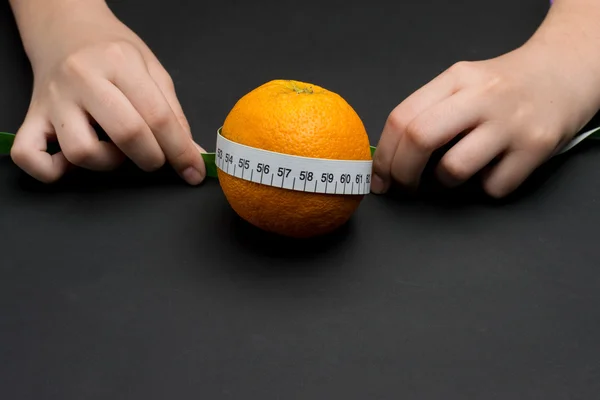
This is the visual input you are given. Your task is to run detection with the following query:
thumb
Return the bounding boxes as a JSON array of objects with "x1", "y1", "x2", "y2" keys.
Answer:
[{"x1": 370, "y1": 137, "x2": 396, "y2": 194}]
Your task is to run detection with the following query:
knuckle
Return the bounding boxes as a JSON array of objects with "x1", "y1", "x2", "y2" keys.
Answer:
[
  {"x1": 38, "y1": 168, "x2": 63, "y2": 184},
  {"x1": 171, "y1": 145, "x2": 192, "y2": 164},
  {"x1": 167, "y1": 143, "x2": 195, "y2": 168},
  {"x1": 147, "y1": 59, "x2": 175, "y2": 89},
  {"x1": 372, "y1": 144, "x2": 390, "y2": 169},
  {"x1": 405, "y1": 120, "x2": 434, "y2": 151},
  {"x1": 386, "y1": 110, "x2": 409, "y2": 135},
  {"x1": 510, "y1": 102, "x2": 535, "y2": 127},
  {"x1": 448, "y1": 60, "x2": 474, "y2": 76},
  {"x1": 97, "y1": 90, "x2": 118, "y2": 111},
  {"x1": 145, "y1": 104, "x2": 173, "y2": 130},
  {"x1": 522, "y1": 127, "x2": 559, "y2": 154},
  {"x1": 141, "y1": 152, "x2": 166, "y2": 172},
  {"x1": 177, "y1": 114, "x2": 191, "y2": 134},
  {"x1": 63, "y1": 142, "x2": 96, "y2": 166},
  {"x1": 103, "y1": 41, "x2": 131, "y2": 64},
  {"x1": 46, "y1": 80, "x2": 62, "y2": 101},
  {"x1": 440, "y1": 156, "x2": 471, "y2": 182},
  {"x1": 10, "y1": 143, "x2": 61, "y2": 184},
  {"x1": 10, "y1": 142, "x2": 29, "y2": 167},
  {"x1": 449, "y1": 60, "x2": 495, "y2": 88},
  {"x1": 481, "y1": 74, "x2": 509, "y2": 97},
  {"x1": 157, "y1": 71, "x2": 176, "y2": 91},
  {"x1": 372, "y1": 149, "x2": 395, "y2": 182},
  {"x1": 372, "y1": 155, "x2": 388, "y2": 176},
  {"x1": 163, "y1": 74, "x2": 176, "y2": 91},
  {"x1": 115, "y1": 121, "x2": 146, "y2": 145},
  {"x1": 60, "y1": 54, "x2": 88, "y2": 78}
]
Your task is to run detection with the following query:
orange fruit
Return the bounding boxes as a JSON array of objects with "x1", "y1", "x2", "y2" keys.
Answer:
[{"x1": 218, "y1": 79, "x2": 372, "y2": 238}]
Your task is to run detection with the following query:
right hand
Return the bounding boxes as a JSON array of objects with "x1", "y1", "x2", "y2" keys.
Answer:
[{"x1": 10, "y1": 1, "x2": 206, "y2": 184}]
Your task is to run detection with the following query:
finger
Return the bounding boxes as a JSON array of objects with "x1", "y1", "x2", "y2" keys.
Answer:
[
  {"x1": 113, "y1": 62, "x2": 206, "y2": 184},
  {"x1": 51, "y1": 102, "x2": 125, "y2": 170},
  {"x1": 10, "y1": 113, "x2": 70, "y2": 183},
  {"x1": 372, "y1": 66, "x2": 462, "y2": 193},
  {"x1": 435, "y1": 122, "x2": 510, "y2": 187},
  {"x1": 389, "y1": 88, "x2": 486, "y2": 189},
  {"x1": 146, "y1": 60, "x2": 207, "y2": 154},
  {"x1": 145, "y1": 59, "x2": 195, "y2": 140},
  {"x1": 481, "y1": 126, "x2": 562, "y2": 198},
  {"x1": 480, "y1": 150, "x2": 548, "y2": 198},
  {"x1": 137, "y1": 44, "x2": 192, "y2": 135},
  {"x1": 77, "y1": 77, "x2": 166, "y2": 172}
]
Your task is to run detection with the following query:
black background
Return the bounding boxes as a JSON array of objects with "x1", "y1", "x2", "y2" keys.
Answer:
[{"x1": 1, "y1": 0, "x2": 600, "y2": 399}]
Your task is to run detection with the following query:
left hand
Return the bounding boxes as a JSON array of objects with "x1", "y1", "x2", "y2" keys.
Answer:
[{"x1": 370, "y1": 41, "x2": 600, "y2": 198}]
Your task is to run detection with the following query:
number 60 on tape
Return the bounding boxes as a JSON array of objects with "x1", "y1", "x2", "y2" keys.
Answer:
[{"x1": 215, "y1": 128, "x2": 374, "y2": 195}]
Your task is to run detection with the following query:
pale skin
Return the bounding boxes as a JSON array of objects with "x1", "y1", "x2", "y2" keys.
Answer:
[
  {"x1": 8, "y1": 0, "x2": 600, "y2": 198},
  {"x1": 371, "y1": 0, "x2": 600, "y2": 197},
  {"x1": 8, "y1": 0, "x2": 207, "y2": 185}
]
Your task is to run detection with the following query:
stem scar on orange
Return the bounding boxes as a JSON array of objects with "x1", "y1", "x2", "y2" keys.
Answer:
[{"x1": 217, "y1": 79, "x2": 372, "y2": 238}]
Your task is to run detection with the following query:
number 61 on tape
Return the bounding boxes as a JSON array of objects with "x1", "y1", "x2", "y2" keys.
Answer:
[{"x1": 215, "y1": 128, "x2": 374, "y2": 195}]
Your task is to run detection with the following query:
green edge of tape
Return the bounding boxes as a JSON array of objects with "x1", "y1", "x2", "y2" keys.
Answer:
[
  {"x1": 0, "y1": 131, "x2": 377, "y2": 179},
  {"x1": 0, "y1": 132, "x2": 13, "y2": 156},
  {"x1": 4, "y1": 128, "x2": 600, "y2": 179}
]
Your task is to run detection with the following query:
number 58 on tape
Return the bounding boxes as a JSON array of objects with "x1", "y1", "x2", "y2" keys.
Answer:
[{"x1": 215, "y1": 128, "x2": 374, "y2": 195}]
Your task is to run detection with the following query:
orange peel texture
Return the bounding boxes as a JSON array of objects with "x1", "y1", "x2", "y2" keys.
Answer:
[{"x1": 218, "y1": 79, "x2": 372, "y2": 238}]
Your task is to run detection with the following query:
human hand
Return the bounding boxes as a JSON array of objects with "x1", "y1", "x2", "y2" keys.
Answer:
[
  {"x1": 9, "y1": 0, "x2": 206, "y2": 184},
  {"x1": 371, "y1": 36, "x2": 600, "y2": 198}
]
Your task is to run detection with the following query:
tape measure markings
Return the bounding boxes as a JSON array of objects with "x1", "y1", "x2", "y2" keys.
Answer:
[
  {"x1": 3, "y1": 127, "x2": 600, "y2": 183},
  {"x1": 215, "y1": 129, "x2": 373, "y2": 195}
]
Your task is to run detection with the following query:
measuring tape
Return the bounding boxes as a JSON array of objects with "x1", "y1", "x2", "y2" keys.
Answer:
[
  {"x1": 215, "y1": 128, "x2": 374, "y2": 195},
  {"x1": 2, "y1": 125, "x2": 600, "y2": 188}
]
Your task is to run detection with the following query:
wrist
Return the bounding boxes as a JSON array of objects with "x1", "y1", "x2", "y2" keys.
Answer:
[
  {"x1": 9, "y1": 0, "x2": 111, "y2": 68},
  {"x1": 524, "y1": 0, "x2": 600, "y2": 129}
]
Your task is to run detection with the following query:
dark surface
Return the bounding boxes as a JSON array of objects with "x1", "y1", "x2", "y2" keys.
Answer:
[{"x1": 1, "y1": 0, "x2": 600, "y2": 399}]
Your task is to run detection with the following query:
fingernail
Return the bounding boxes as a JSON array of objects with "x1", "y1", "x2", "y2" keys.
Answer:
[
  {"x1": 181, "y1": 166, "x2": 204, "y2": 185},
  {"x1": 370, "y1": 173, "x2": 388, "y2": 194}
]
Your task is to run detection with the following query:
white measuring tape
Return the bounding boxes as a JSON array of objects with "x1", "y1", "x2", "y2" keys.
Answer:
[{"x1": 215, "y1": 129, "x2": 373, "y2": 195}]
